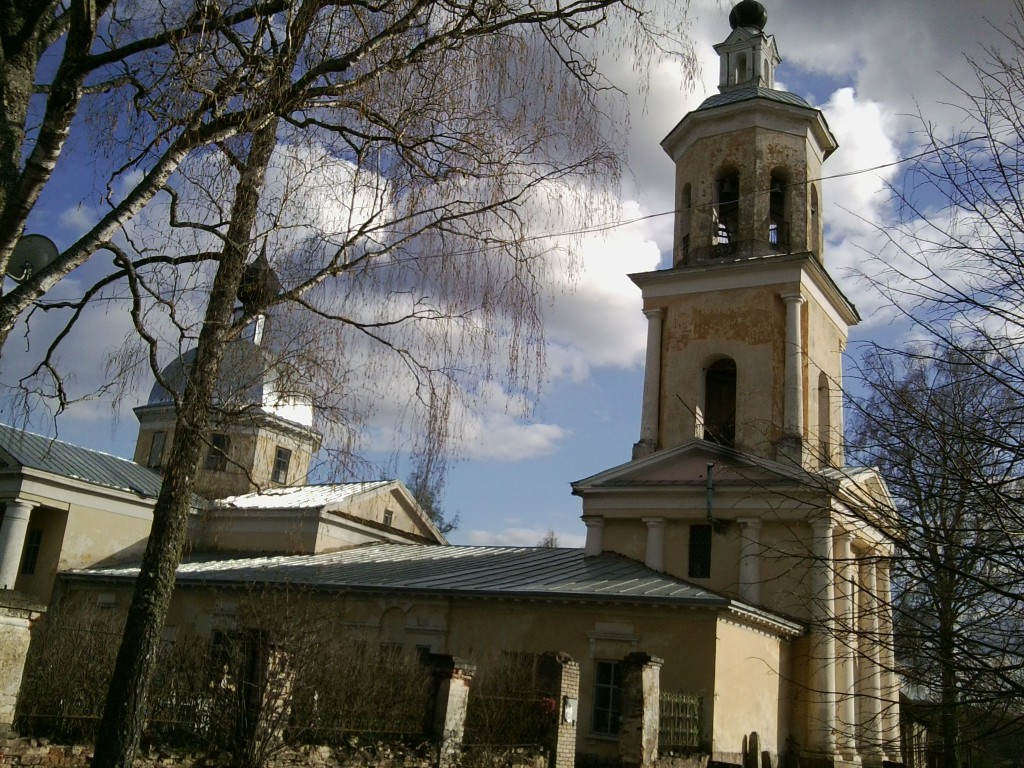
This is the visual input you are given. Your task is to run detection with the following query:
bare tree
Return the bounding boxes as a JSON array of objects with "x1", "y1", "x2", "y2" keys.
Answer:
[
  {"x1": 22, "y1": 2, "x2": 702, "y2": 767},
  {"x1": 850, "y1": 6, "x2": 1024, "y2": 763},
  {"x1": 849, "y1": 349, "x2": 1024, "y2": 766}
]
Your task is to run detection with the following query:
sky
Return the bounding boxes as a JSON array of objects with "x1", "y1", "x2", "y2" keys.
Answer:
[{"x1": 1, "y1": 0, "x2": 1015, "y2": 547}]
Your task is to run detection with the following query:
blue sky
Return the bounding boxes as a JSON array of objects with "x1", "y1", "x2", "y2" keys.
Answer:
[{"x1": 1, "y1": 0, "x2": 1013, "y2": 546}]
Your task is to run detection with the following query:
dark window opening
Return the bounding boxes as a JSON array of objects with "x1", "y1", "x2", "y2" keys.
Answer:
[
  {"x1": 715, "y1": 174, "x2": 740, "y2": 247},
  {"x1": 679, "y1": 184, "x2": 692, "y2": 263},
  {"x1": 383, "y1": 509, "x2": 394, "y2": 527},
  {"x1": 592, "y1": 660, "x2": 622, "y2": 735},
  {"x1": 688, "y1": 524, "x2": 712, "y2": 579},
  {"x1": 148, "y1": 431, "x2": 166, "y2": 469},
  {"x1": 769, "y1": 174, "x2": 788, "y2": 249},
  {"x1": 704, "y1": 359, "x2": 737, "y2": 447},
  {"x1": 20, "y1": 529, "x2": 43, "y2": 575},
  {"x1": 205, "y1": 433, "x2": 231, "y2": 472},
  {"x1": 272, "y1": 446, "x2": 292, "y2": 484}
]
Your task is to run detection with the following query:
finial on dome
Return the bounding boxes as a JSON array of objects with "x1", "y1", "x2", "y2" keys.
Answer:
[{"x1": 729, "y1": 0, "x2": 768, "y2": 30}]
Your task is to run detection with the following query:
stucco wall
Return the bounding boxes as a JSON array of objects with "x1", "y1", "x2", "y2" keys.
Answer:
[
  {"x1": 710, "y1": 616, "x2": 790, "y2": 764},
  {"x1": 56, "y1": 580, "x2": 741, "y2": 762}
]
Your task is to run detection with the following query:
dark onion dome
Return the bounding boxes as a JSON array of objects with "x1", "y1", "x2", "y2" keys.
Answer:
[{"x1": 729, "y1": 0, "x2": 768, "y2": 30}]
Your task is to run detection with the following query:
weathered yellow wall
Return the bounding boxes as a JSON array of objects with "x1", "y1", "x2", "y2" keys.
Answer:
[
  {"x1": 711, "y1": 617, "x2": 790, "y2": 763},
  {"x1": 655, "y1": 283, "x2": 790, "y2": 458}
]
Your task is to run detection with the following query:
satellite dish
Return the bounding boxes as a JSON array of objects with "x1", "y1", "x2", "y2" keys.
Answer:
[{"x1": 8, "y1": 234, "x2": 58, "y2": 283}]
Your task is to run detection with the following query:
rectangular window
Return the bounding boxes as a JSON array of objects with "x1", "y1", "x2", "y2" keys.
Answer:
[
  {"x1": 383, "y1": 509, "x2": 394, "y2": 527},
  {"x1": 272, "y1": 446, "x2": 292, "y2": 484},
  {"x1": 20, "y1": 529, "x2": 43, "y2": 575},
  {"x1": 148, "y1": 431, "x2": 166, "y2": 468},
  {"x1": 688, "y1": 524, "x2": 712, "y2": 579},
  {"x1": 592, "y1": 660, "x2": 621, "y2": 735},
  {"x1": 205, "y1": 433, "x2": 230, "y2": 471}
]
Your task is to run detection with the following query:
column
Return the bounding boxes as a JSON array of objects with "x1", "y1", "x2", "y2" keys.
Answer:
[
  {"x1": 857, "y1": 555, "x2": 884, "y2": 762},
  {"x1": 643, "y1": 518, "x2": 665, "y2": 572},
  {"x1": 876, "y1": 558, "x2": 900, "y2": 761},
  {"x1": 833, "y1": 531, "x2": 859, "y2": 759},
  {"x1": 738, "y1": 518, "x2": 762, "y2": 604},
  {"x1": 781, "y1": 293, "x2": 805, "y2": 440},
  {"x1": 633, "y1": 308, "x2": 664, "y2": 460},
  {"x1": 0, "y1": 500, "x2": 34, "y2": 590},
  {"x1": 807, "y1": 516, "x2": 837, "y2": 758},
  {"x1": 583, "y1": 517, "x2": 604, "y2": 557}
]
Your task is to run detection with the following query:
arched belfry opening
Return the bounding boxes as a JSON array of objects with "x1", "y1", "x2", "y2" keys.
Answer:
[
  {"x1": 810, "y1": 184, "x2": 821, "y2": 258},
  {"x1": 769, "y1": 169, "x2": 789, "y2": 250},
  {"x1": 704, "y1": 358, "x2": 737, "y2": 447},
  {"x1": 679, "y1": 183, "x2": 692, "y2": 265},
  {"x1": 714, "y1": 171, "x2": 740, "y2": 251}
]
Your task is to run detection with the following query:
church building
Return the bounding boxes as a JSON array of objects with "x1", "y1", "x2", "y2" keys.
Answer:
[{"x1": 2, "y1": 3, "x2": 902, "y2": 766}]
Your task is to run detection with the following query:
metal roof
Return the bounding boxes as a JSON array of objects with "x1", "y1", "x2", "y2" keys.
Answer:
[
  {"x1": 75, "y1": 543, "x2": 731, "y2": 605},
  {"x1": 697, "y1": 86, "x2": 812, "y2": 111},
  {"x1": 0, "y1": 423, "x2": 163, "y2": 499},
  {"x1": 215, "y1": 482, "x2": 392, "y2": 510}
]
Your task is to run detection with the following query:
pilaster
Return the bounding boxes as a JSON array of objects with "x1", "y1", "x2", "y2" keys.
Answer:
[{"x1": 634, "y1": 308, "x2": 664, "y2": 460}]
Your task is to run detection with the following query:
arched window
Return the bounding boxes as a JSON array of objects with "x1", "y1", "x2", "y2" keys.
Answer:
[
  {"x1": 769, "y1": 170, "x2": 788, "y2": 249},
  {"x1": 704, "y1": 359, "x2": 737, "y2": 447},
  {"x1": 715, "y1": 172, "x2": 740, "y2": 248}
]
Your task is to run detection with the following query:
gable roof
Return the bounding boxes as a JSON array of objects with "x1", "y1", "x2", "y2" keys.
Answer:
[
  {"x1": 0, "y1": 422, "x2": 163, "y2": 498},
  {"x1": 214, "y1": 482, "x2": 393, "y2": 510},
  {"x1": 572, "y1": 439, "x2": 813, "y2": 493},
  {"x1": 214, "y1": 480, "x2": 447, "y2": 544},
  {"x1": 66, "y1": 542, "x2": 803, "y2": 634}
]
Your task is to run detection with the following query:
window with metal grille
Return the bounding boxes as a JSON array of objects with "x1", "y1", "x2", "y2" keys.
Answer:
[
  {"x1": 688, "y1": 524, "x2": 712, "y2": 579},
  {"x1": 272, "y1": 446, "x2": 291, "y2": 483},
  {"x1": 592, "y1": 660, "x2": 621, "y2": 735},
  {"x1": 659, "y1": 692, "x2": 703, "y2": 751}
]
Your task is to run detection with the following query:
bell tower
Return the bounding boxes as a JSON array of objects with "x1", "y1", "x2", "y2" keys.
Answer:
[{"x1": 632, "y1": 0, "x2": 858, "y2": 470}]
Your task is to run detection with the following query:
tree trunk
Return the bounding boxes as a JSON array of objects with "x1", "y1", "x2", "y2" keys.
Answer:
[{"x1": 90, "y1": 120, "x2": 279, "y2": 768}]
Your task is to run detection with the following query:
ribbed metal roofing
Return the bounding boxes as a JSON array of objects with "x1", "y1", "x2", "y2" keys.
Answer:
[
  {"x1": 74, "y1": 543, "x2": 732, "y2": 606},
  {"x1": 215, "y1": 482, "x2": 392, "y2": 510},
  {"x1": 0, "y1": 423, "x2": 163, "y2": 498},
  {"x1": 697, "y1": 86, "x2": 812, "y2": 112}
]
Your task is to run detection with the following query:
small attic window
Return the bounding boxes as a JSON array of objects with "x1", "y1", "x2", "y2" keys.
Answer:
[
  {"x1": 383, "y1": 510, "x2": 394, "y2": 527},
  {"x1": 148, "y1": 431, "x2": 166, "y2": 468},
  {"x1": 205, "y1": 433, "x2": 231, "y2": 471},
  {"x1": 272, "y1": 446, "x2": 292, "y2": 484}
]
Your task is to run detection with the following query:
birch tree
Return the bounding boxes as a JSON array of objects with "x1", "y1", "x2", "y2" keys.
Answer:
[{"x1": 1, "y1": 2, "x2": 701, "y2": 766}]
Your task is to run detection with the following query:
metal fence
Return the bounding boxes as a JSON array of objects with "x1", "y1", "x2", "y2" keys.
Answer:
[{"x1": 659, "y1": 691, "x2": 702, "y2": 752}]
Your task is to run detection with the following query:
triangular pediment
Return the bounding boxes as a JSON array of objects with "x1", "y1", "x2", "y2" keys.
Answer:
[
  {"x1": 573, "y1": 439, "x2": 814, "y2": 494},
  {"x1": 714, "y1": 26, "x2": 760, "y2": 50}
]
